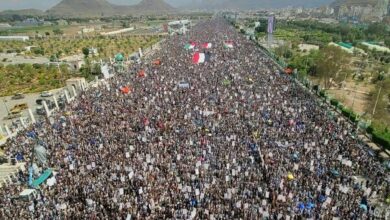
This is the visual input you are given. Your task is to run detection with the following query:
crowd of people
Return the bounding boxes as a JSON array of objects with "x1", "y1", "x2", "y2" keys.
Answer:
[{"x1": 0, "y1": 18, "x2": 389, "y2": 219}]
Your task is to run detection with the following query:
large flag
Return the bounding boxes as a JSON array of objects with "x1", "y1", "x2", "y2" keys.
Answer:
[
  {"x1": 224, "y1": 41, "x2": 234, "y2": 49},
  {"x1": 193, "y1": 52, "x2": 205, "y2": 64},
  {"x1": 120, "y1": 86, "x2": 131, "y2": 94},
  {"x1": 193, "y1": 52, "x2": 211, "y2": 64},
  {"x1": 184, "y1": 42, "x2": 196, "y2": 50},
  {"x1": 202, "y1": 43, "x2": 212, "y2": 49}
]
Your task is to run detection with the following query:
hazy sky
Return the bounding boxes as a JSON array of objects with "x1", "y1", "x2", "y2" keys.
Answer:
[
  {"x1": 0, "y1": 0, "x2": 187, "y2": 10},
  {"x1": 0, "y1": 0, "x2": 332, "y2": 11}
]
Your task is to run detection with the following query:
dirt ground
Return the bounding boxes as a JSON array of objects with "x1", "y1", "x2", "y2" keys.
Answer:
[
  {"x1": 327, "y1": 80, "x2": 373, "y2": 115},
  {"x1": 311, "y1": 78, "x2": 373, "y2": 115}
]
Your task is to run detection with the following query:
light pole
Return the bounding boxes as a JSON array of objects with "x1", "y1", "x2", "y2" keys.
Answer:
[
  {"x1": 2, "y1": 99, "x2": 9, "y2": 115},
  {"x1": 372, "y1": 85, "x2": 382, "y2": 116},
  {"x1": 351, "y1": 83, "x2": 358, "y2": 110}
]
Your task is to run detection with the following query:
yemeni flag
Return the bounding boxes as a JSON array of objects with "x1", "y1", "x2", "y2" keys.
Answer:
[
  {"x1": 224, "y1": 40, "x2": 234, "y2": 49},
  {"x1": 192, "y1": 52, "x2": 205, "y2": 64},
  {"x1": 184, "y1": 42, "x2": 196, "y2": 50},
  {"x1": 193, "y1": 52, "x2": 211, "y2": 64},
  {"x1": 202, "y1": 43, "x2": 212, "y2": 49}
]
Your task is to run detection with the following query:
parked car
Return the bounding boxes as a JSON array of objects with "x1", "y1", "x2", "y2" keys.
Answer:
[
  {"x1": 36, "y1": 106, "x2": 46, "y2": 115},
  {"x1": 36, "y1": 99, "x2": 45, "y2": 105},
  {"x1": 11, "y1": 93, "x2": 25, "y2": 100},
  {"x1": 46, "y1": 100, "x2": 56, "y2": 109},
  {"x1": 58, "y1": 100, "x2": 66, "y2": 109},
  {"x1": 10, "y1": 103, "x2": 28, "y2": 113},
  {"x1": 14, "y1": 117, "x2": 29, "y2": 126},
  {"x1": 36, "y1": 99, "x2": 55, "y2": 109},
  {"x1": 12, "y1": 189, "x2": 38, "y2": 202},
  {"x1": 40, "y1": 91, "x2": 53, "y2": 97},
  {"x1": 3, "y1": 112, "x2": 22, "y2": 120}
]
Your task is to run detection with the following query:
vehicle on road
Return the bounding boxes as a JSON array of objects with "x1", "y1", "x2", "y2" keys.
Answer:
[
  {"x1": 11, "y1": 93, "x2": 25, "y2": 100},
  {"x1": 10, "y1": 103, "x2": 28, "y2": 113},
  {"x1": 36, "y1": 99, "x2": 56, "y2": 109},
  {"x1": 36, "y1": 106, "x2": 46, "y2": 115},
  {"x1": 13, "y1": 117, "x2": 30, "y2": 126},
  {"x1": 36, "y1": 99, "x2": 44, "y2": 105},
  {"x1": 10, "y1": 108, "x2": 22, "y2": 115},
  {"x1": 12, "y1": 189, "x2": 37, "y2": 202},
  {"x1": 40, "y1": 91, "x2": 53, "y2": 97},
  {"x1": 3, "y1": 112, "x2": 22, "y2": 120}
]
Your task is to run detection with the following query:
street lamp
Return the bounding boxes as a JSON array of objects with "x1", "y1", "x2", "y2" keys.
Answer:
[
  {"x1": 372, "y1": 85, "x2": 382, "y2": 116},
  {"x1": 2, "y1": 98, "x2": 9, "y2": 115}
]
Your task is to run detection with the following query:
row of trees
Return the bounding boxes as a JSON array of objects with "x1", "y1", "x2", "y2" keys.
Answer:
[
  {"x1": 255, "y1": 19, "x2": 390, "y2": 47},
  {"x1": 0, "y1": 63, "x2": 72, "y2": 96},
  {"x1": 287, "y1": 45, "x2": 350, "y2": 89},
  {"x1": 0, "y1": 61, "x2": 103, "y2": 96},
  {"x1": 0, "y1": 35, "x2": 160, "y2": 60}
]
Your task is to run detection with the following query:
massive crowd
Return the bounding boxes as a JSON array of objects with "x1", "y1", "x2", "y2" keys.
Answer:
[{"x1": 0, "y1": 18, "x2": 389, "y2": 219}]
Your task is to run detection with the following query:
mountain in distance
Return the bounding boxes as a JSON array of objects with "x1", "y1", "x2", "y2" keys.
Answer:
[
  {"x1": 330, "y1": 0, "x2": 384, "y2": 7},
  {"x1": 47, "y1": 0, "x2": 116, "y2": 17},
  {"x1": 0, "y1": 9, "x2": 44, "y2": 16},
  {"x1": 184, "y1": 0, "x2": 334, "y2": 10},
  {"x1": 46, "y1": 0, "x2": 176, "y2": 17},
  {"x1": 131, "y1": 0, "x2": 176, "y2": 13},
  {"x1": 330, "y1": 0, "x2": 389, "y2": 20}
]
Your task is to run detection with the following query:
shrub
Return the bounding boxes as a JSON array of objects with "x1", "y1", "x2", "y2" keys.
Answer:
[
  {"x1": 371, "y1": 129, "x2": 390, "y2": 150},
  {"x1": 366, "y1": 125, "x2": 374, "y2": 134},
  {"x1": 330, "y1": 99, "x2": 339, "y2": 106},
  {"x1": 341, "y1": 107, "x2": 358, "y2": 123},
  {"x1": 319, "y1": 90, "x2": 326, "y2": 97}
]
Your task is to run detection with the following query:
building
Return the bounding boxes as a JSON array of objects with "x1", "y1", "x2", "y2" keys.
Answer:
[
  {"x1": 361, "y1": 42, "x2": 390, "y2": 53},
  {"x1": 0, "y1": 23, "x2": 11, "y2": 28},
  {"x1": 24, "y1": 46, "x2": 38, "y2": 52},
  {"x1": 0, "y1": 36, "x2": 29, "y2": 42},
  {"x1": 81, "y1": 27, "x2": 95, "y2": 34},
  {"x1": 89, "y1": 48, "x2": 99, "y2": 56},
  {"x1": 100, "y1": 27, "x2": 135, "y2": 36},
  {"x1": 328, "y1": 42, "x2": 365, "y2": 54},
  {"x1": 43, "y1": 21, "x2": 53, "y2": 26},
  {"x1": 56, "y1": 19, "x2": 68, "y2": 26},
  {"x1": 66, "y1": 78, "x2": 87, "y2": 93},
  {"x1": 168, "y1": 20, "x2": 191, "y2": 35},
  {"x1": 16, "y1": 18, "x2": 44, "y2": 26}
]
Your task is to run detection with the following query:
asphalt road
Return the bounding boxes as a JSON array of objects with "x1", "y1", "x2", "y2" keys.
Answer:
[
  {"x1": 0, "y1": 88, "x2": 65, "y2": 134},
  {"x1": 0, "y1": 53, "x2": 49, "y2": 66}
]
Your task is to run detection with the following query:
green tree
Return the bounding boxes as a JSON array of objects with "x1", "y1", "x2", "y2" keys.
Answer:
[
  {"x1": 49, "y1": 55, "x2": 58, "y2": 62},
  {"x1": 91, "y1": 63, "x2": 102, "y2": 75},
  {"x1": 53, "y1": 28, "x2": 64, "y2": 36},
  {"x1": 365, "y1": 23, "x2": 388, "y2": 40},
  {"x1": 32, "y1": 47, "x2": 45, "y2": 56},
  {"x1": 315, "y1": 45, "x2": 349, "y2": 89},
  {"x1": 82, "y1": 47, "x2": 89, "y2": 58},
  {"x1": 385, "y1": 37, "x2": 390, "y2": 48}
]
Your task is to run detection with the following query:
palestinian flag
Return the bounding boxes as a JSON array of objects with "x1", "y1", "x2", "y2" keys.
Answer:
[
  {"x1": 184, "y1": 42, "x2": 196, "y2": 50},
  {"x1": 224, "y1": 41, "x2": 234, "y2": 49},
  {"x1": 193, "y1": 52, "x2": 211, "y2": 64},
  {"x1": 202, "y1": 43, "x2": 212, "y2": 49}
]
